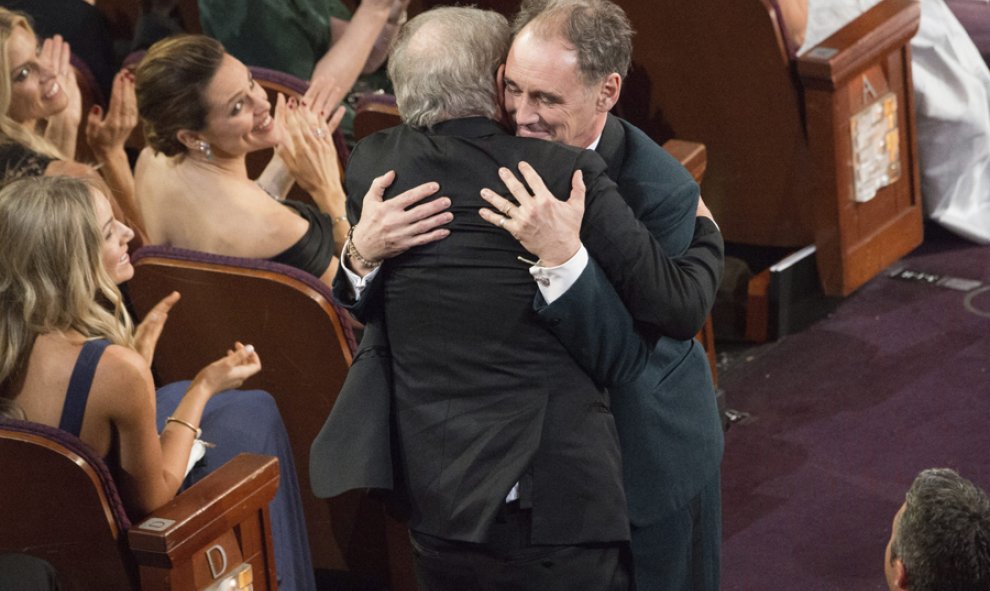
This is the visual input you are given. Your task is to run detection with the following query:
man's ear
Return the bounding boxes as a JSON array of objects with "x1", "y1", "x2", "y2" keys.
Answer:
[
  {"x1": 596, "y1": 72, "x2": 622, "y2": 113},
  {"x1": 892, "y1": 559, "x2": 908, "y2": 590}
]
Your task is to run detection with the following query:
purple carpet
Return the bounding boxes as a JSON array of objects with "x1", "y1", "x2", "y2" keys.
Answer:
[{"x1": 720, "y1": 226, "x2": 990, "y2": 589}]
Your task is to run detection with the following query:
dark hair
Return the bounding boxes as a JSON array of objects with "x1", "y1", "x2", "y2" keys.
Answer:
[
  {"x1": 513, "y1": 0, "x2": 633, "y2": 84},
  {"x1": 891, "y1": 468, "x2": 990, "y2": 591},
  {"x1": 135, "y1": 35, "x2": 225, "y2": 156}
]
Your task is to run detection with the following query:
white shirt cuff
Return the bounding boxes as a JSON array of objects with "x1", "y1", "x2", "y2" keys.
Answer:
[
  {"x1": 530, "y1": 245, "x2": 589, "y2": 304},
  {"x1": 342, "y1": 241, "x2": 381, "y2": 301}
]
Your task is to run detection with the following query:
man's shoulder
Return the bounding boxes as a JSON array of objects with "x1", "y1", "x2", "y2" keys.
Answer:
[
  {"x1": 351, "y1": 118, "x2": 604, "y2": 179},
  {"x1": 610, "y1": 116, "x2": 694, "y2": 185}
]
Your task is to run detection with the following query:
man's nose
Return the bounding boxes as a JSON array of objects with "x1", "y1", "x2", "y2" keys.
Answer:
[{"x1": 515, "y1": 99, "x2": 539, "y2": 125}]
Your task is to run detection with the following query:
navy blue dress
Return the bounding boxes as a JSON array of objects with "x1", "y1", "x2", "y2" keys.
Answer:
[{"x1": 60, "y1": 339, "x2": 315, "y2": 591}]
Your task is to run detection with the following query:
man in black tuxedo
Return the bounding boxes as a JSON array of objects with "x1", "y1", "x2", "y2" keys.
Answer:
[
  {"x1": 490, "y1": 2, "x2": 726, "y2": 589},
  {"x1": 309, "y1": 6, "x2": 722, "y2": 589}
]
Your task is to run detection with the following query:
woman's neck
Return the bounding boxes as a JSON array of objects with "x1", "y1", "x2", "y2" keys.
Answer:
[{"x1": 180, "y1": 152, "x2": 249, "y2": 178}]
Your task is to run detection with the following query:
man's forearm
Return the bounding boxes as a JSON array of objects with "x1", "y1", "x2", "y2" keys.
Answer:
[{"x1": 581, "y1": 172, "x2": 724, "y2": 341}]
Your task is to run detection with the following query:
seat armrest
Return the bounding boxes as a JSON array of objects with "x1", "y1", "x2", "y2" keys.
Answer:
[
  {"x1": 127, "y1": 453, "x2": 279, "y2": 588},
  {"x1": 796, "y1": 0, "x2": 921, "y2": 87},
  {"x1": 661, "y1": 139, "x2": 707, "y2": 184}
]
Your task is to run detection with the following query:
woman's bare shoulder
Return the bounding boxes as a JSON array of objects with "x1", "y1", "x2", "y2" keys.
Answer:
[
  {"x1": 135, "y1": 148, "x2": 175, "y2": 185},
  {"x1": 95, "y1": 344, "x2": 153, "y2": 393}
]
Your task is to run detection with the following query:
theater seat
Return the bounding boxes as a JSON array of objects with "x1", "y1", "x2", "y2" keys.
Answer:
[
  {"x1": 0, "y1": 418, "x2": 278, "y2": 590},
  {"x1": 353, "y1": 92, "x2": 401, "y2": 141},
  {"x1": 126, "y1": 247, "x2": 409, "y2": 582},
  {"x1": 621, "y1": 0, "x2": 924, "y2": 295}
]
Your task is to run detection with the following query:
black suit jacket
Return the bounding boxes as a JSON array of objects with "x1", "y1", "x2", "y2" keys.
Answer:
[
  {"x1": 311, "y1": 117, "x2": 722, "y2": 546},
  {"x1": 540, "y1": 116, "x2": 725, "y2": 527}
]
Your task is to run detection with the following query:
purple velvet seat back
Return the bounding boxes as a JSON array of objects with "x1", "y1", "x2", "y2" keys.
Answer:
[
  {"x1": 249, "y1": 65, "x2": 309, "y2": 95},
  {"x1": 130, "y1": 244, "x2": 358, "y2": 353},
  {"x1": 122, "y1": 50, "x2": 144, "y2": 71},
  {"x1": 354, "y1": 92, "x2": 398, "y2": 111},
  {"x1": 353, "y1": 92, "x2": 402, "y2": 141},
  {"x1": 0, "y1": 418, "x2": 131, "y2": 530}
]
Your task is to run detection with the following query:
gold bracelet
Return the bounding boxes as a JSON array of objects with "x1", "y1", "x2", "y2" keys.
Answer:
[
  {"x1": 165, "y1": 416, "x2": 202, "y2": 439},
  {"x1": 346, "y1": 225, "x2": 383, "y2": 268},
  {"x1": 331, "y1": 214, "x2": 349, "y2": 226}
]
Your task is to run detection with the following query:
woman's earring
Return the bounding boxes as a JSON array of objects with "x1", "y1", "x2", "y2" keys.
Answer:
[{"x1": 198, "y1": 141, "x2": 213, "y2": 161}]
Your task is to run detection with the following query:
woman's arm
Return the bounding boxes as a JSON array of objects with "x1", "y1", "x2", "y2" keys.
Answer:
[
  {"x1": 106, "y1": 343, "x2": 261, "y2": 517},
  {"x1": 101, "y1": 345, "x2": 190, "y2": 516},
  {"x1": 86, "y1": 70, "x2": 141, "y2": 236},
  {"x1": 276, "y1": 97, "x2": 350, "y2": 255},
  {"x1": 304, "y1": 0, "x2": 399, "y2": 115},
  {"x1": 349, "y1": 0, "x2": 409, "y2": 75}
]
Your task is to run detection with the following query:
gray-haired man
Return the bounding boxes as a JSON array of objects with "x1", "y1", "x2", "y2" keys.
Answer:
[
  {"x1": 489, "y1": 2, "x2": 724, "y2": 589},
  {"x1": 884, "y1": 468, "x2": 990, "y2": 591}
]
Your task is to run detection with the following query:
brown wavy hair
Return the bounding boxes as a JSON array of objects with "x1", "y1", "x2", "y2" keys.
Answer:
[{"x1": 135, "y1": 35, "x2": 225, "y2": 156}]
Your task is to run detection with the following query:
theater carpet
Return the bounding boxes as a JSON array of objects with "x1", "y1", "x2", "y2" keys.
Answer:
[{"x1": 719, "y1": 225, "x2": 990, "y2": 589}]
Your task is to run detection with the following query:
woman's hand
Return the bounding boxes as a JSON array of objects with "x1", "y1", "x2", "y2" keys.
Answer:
[
  {"x1": 301, "y1": 74, "x2": 345, "y2": 122},
  {"x1": 39, "y1": 35, "x2": 82, "y2": 158},
  {"x1": 194, "y1": 342, "x2": 262, "y2": 394},
  {"x1": 276, "y1": 94, "x2": 346, "y2": 206},
  {"x1": 86, "y1": 69, "x2": 138, "y2": 159},
  {"x1": 133, "y1": 291, "x2": 181, "y2": 365}
]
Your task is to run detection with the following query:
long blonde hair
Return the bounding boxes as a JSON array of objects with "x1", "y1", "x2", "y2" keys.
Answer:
[
  {"x1": 0, "y1": 176, "x2": 134, "y2": 392},
  {"x1": 0, "y1": 8, "x2": 65, "y2": 160}
]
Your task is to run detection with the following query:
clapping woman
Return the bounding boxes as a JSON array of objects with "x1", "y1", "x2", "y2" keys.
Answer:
[
  {"x1": 0, "y1": 8, "x2": 144, "y2": 239},
  {"x1": 0, "y1": 175, "x2": 316, "y2": 590},
  {"x1": 134, "y1": 35, "x2": 351, "y2": 284}
]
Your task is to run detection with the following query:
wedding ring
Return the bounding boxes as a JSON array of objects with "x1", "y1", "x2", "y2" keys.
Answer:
[
  {"x1": 499, "y1": 217, "x2": 507, "y2": 228},
  {"x1": 313, "y1": 127, "x2": 326, "y2": 138}
]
